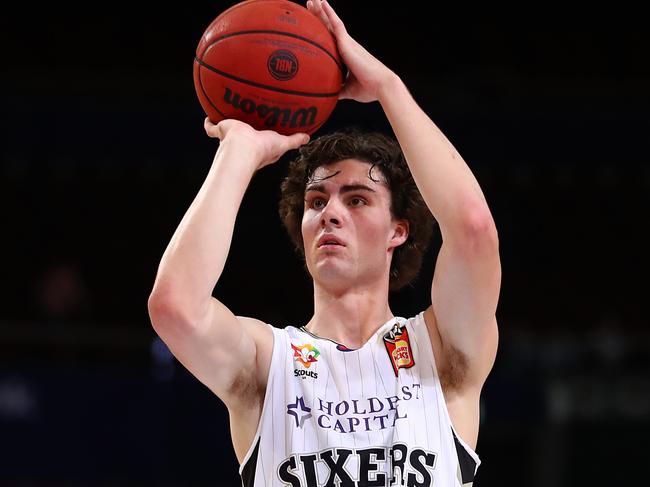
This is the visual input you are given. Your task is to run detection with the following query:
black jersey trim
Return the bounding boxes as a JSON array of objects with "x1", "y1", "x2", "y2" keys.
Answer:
[
  {"x1": 453, "y1": 428, "x2": 477, "y2": 484},
  {"x1": 240, "y1": 436, "x2": 261, "y2": 487},
  {"x1": 299, "y1": 326, "x2": 357, "y2": 351}
]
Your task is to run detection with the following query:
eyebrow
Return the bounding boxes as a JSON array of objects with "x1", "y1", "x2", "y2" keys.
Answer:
[{"x1": 305, "y1": 183, "x2": 377, "y2": 194}]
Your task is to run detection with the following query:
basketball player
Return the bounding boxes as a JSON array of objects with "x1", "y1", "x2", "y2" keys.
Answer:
[{"x1": 148, "y1": 1, "x2": 500, "y2": 485}]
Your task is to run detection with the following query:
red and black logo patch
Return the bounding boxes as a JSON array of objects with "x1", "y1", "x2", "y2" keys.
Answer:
[{"x1": 383, "y1": 322, "x2": 415, "y2": 376}]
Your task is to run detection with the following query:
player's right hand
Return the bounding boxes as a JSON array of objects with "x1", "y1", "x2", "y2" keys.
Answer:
[
  {"x1": 204, "y1": 118, "x2": 310, "y2": 170},
  {"x1": 307, "y1": 0, "x2": 397, "y2": 104}
]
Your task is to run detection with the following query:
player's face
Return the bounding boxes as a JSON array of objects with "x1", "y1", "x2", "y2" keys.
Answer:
[{"x1": 301, "y1": 159, "x2": 408, "y2": 290}]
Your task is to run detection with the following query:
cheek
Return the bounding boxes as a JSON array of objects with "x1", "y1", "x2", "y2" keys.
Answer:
[
  {"x1": 301, "y1": 212, "x2": 312, "y2": 231},
  {"x1": 358, "y1": 217, "x2": 392, "y2": 247},
  {"x1": 301, "y1": 213, "x2": 316, "y2": 243}
]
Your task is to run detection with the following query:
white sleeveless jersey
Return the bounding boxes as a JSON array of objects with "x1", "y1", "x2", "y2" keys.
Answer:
[{"x1": 238, "y1": 311, "x2": 480, "y2": 487}]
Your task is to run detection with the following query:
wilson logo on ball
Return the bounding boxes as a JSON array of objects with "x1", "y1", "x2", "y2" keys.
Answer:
[
  {"x1": 223, "y1": 87, "x2": 317, "y2": 129},
  {"x1": 267, "y1": 50, "x2": 299, "y2": 81}
]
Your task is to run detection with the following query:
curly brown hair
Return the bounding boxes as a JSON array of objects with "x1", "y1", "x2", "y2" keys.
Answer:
[{"x1": 279, "y1": 128, "x2": 437, "y2": 291}]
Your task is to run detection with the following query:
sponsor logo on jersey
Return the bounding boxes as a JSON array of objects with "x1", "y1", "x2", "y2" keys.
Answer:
[
  {"x1": 383, "y1": 322, "x2": 415, "y2": 376},
  {"x1": 285, "y1": 384, "x2": 422, "y2": 433},
  {"x1": 278, "y1": 443, "x2": 437, "y2": 487},
  {"x1": 294, "y1": 368, "x2": 318, "y2": 379},
  {"x1": 292, "y1": 343, "x2": 320, "y2": 368},
  {"x1": 286, "y1": 396, "x2": 312, "y2": 428}
]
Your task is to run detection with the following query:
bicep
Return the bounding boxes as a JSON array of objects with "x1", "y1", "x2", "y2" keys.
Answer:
[{"x1": 431, "y1": 229, "x2": 501, "y2": 387}]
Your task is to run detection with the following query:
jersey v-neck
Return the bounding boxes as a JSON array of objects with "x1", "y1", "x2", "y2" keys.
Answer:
[{"x1": 298, "y1": 316, "x2": 400, "y2": 352}]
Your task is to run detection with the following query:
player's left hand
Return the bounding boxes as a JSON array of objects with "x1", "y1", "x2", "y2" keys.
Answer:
[
  {"x1": 307, "y1": 0, "x2": 398, "y2": 103},
  {"x1": 204, "y1": 118, "x2": 309, "y2": 171}
]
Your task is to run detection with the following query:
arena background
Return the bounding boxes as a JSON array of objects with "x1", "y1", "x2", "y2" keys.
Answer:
[{"x1": 1, "y1": 1, "x2": 648, "y2": 485}]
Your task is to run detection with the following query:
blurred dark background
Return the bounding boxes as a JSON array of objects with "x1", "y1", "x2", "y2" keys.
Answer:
[{"x1": 1, "y1": 1, "x2": 648, "y2": 485}]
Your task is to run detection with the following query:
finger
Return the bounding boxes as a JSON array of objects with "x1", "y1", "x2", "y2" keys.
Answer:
[
  {"x1": 321, "y1": 0, "x2": 347, "y2": 36},
  {"x1": 308, "y1": 1, "x2": 331, "y2": 31},
  {"x1": 307, "y1": 0, "x2": 333, "y2": 31}
]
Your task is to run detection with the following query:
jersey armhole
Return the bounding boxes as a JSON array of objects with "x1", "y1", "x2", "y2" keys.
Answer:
[
  {"x1": 237, "y1": 323, "x2": 283, "y2": 475},
  {"x1": 411, "y1": 310, "x2": 482, "y2": 470}
]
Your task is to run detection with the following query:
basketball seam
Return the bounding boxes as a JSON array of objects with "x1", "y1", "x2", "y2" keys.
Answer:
[
  {"x1": 195, "y1": 57, "x2": 340, "y2": 98},
  {"x1": 199, "y1": 29, "x2": 345, "y2": 75},
  {"x1": 198, "y1": 65, "x2": 229, "y2": 121}
]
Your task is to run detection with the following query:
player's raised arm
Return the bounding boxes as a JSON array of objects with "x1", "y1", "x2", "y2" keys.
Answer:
[
  {"x1": 147, "y1": 120, "x2": 309, "y2": 408},
  {"x1": 311, "y1": 0, "x2": 499, "y2": 394}
]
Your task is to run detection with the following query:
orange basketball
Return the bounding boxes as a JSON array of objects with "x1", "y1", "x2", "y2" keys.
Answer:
[{"x1": 193, "y1": 0, "x2": 344, "y2": 135}]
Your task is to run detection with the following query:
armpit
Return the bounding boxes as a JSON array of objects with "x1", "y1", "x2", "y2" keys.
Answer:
[
  {"x1": 438, "y1": 343, "x2": 469, "y2": 394},
  {"x1": 423, "y1": 306, "x2": 470, "y2": 393},
  {"x1": 229, "y1": 366, "x2": 265, "y2": 404}
]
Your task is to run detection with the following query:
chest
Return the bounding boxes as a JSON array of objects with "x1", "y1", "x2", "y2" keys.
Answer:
[{"x1": 286, "y1": 339, "x2": 436, "y2": 436}]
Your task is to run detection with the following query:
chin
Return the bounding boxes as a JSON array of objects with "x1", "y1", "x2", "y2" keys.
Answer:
[{"x1": 312, "y1": 264, "x2": 352, "y2": 285}]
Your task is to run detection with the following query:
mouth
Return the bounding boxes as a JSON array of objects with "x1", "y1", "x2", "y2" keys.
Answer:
[{"x1": 317, "y1": 236, "x2": 346, "y2": 248}]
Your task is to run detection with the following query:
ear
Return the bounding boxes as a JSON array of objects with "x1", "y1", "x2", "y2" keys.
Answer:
[{"x1": 388, "y1": 219, "x2": 409, "y2": 249}]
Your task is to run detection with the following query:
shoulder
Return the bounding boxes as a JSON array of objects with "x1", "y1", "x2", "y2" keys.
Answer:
[
  {"x1": 237, "y1": 318, "x2": 306, "y2": 361},
  {"x1": 237, "y1": 316, "x2": 276, "y2": 350}
]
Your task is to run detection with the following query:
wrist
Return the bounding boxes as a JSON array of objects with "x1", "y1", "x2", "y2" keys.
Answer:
[
  {"x1": 211, "y1": 137, "x2": 261, "y2": 178},
  {"x1": 377, "y1": 72, "x2": 405, "y2": 104}
]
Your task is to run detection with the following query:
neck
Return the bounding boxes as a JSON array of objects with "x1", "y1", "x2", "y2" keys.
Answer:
[{"x1": 306, "y1": 278, "x2": 394, "y2": 349}]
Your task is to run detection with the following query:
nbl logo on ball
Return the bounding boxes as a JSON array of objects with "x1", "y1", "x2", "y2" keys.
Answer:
[{"x1": 268, "y1": 50, "x2": 299, "y2": 81}]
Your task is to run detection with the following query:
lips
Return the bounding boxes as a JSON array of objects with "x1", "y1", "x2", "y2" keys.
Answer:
[{"x1": 317, "y1": 235, "x2": 345, "y2": 248}]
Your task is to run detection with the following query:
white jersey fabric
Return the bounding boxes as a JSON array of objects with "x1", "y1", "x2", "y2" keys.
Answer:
[{"x1": 239, "y1": 311, "x2": 480, "y2": 487}]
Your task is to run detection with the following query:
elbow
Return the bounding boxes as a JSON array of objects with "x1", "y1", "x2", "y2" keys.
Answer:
[
  {"x1": 147, "y1": 288, "x2": 199, "y2": 337},
  {"x1": 147, "y1": 290, "x2": 178, "y2": 334},
  {"x1": 455, "y1": 205, "x2": 499, "y2": 253},
  {"x1": 466, "y1": 210, "x2": 498, "y2": 244},
  {"x1": 148, "y1": 290, "x2": 172, "y2": 325}
]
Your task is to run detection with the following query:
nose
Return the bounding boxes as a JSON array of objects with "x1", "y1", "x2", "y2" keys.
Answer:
[{"x1": 320, "y1": 198, "x2": 343, "y2": 227}]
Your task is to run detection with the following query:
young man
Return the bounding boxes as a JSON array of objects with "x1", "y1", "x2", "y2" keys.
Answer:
[{"x1": 148, "y1": 1, "x2": 500, "y2": 485}]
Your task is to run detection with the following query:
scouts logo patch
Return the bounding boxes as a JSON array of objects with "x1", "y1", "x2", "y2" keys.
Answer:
[
  {"x1": 383, "y1": 322, "x2": 415, "y2": 376},
  {"x1": 291, "y1": 343, "x2": 320, "y2": 368}
]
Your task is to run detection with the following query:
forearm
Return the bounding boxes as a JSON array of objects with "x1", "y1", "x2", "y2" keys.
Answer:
[
  {"x1": 379, "y1": 76, "x2": 494, "y2": 237},
  {"x1": 151, "y1": 140, "x2": 258, "y2": 316}
]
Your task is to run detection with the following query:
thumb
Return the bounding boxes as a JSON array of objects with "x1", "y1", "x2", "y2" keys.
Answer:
[
  {"x1": 213, "y1": 119, "x2": 237, "y2": 140},
  {"x1": 338, "y1": 85, "x2": 352, "y2": 100},
  {"x1": 286, "y1": 132, "x2": 310, "y2": 149},
  {"x1": 338, "y1": 72, "x2": 356, "y2": 100}
]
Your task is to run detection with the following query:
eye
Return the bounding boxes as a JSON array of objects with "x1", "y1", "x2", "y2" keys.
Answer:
[
  {"x1": 307, "y1": 197, "x2": 326, "y2": 209},
  {"x1": 349, "y1": 197, "x2": 367, "y2": 207}
]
